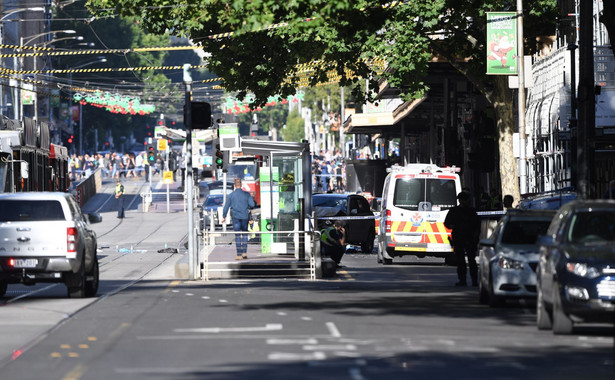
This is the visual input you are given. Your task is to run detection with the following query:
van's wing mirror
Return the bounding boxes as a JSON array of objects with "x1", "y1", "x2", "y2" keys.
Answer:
[{"x1": 479, "y1": 238, "x2": 495, "y2": 247}]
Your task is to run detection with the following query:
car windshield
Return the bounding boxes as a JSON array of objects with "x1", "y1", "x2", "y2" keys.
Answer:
[
  {"x1": 393, "y1": 178, "x2": 457, "y2": 210},
  {"x1": 205, "y1": 197, "x2": 224, "y2": 207},
  {"x1": 568, "y1": 211, "x2": 615, "y2": 244},
  {"x1": 0, "y1": 200, "x2": 65, "y2": 222},
  {"x1": 313, "y1": 196, "x2": 347, "y2": 209},
  {"x1": 500, "y1": 220, "x2": 552, "y2": 244}
]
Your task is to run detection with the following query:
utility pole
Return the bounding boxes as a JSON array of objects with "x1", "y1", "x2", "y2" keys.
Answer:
[
  {"x1": 577, "y1": 0, "x2": 595, "y2": 199},
  {"x1": 184, "y1": 64, "x2": 196, "y2": 279},
  {"x1": 517, "y1": 0, "x2": 527, "y2": 196}
]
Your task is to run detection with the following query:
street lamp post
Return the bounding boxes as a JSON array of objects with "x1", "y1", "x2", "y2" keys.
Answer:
[
  {"x1": 0, "y1": 7, "x2": 45, "y2": 117},
  {"x1": 18, "y1": 30, "x2": 76, "y2": 120}
]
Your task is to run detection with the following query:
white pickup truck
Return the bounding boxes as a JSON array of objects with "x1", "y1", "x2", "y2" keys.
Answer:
[{"x1": 0, "y1": 192, "x2": 101, "y2": 298}]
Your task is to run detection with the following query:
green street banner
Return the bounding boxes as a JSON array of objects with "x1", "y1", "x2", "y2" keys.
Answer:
[{"x1": 486, "y1": 12, "x2": 518, "y2": 75}]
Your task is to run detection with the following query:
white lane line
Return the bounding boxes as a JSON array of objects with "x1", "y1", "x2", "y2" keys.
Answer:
[
  {"x1": 201, "y1": 296, "x2": 210, "y2": 300},
  {"x1": 174, "y1": 323, "x2": 282, "y2": 334},
  {"x1": 219, "y1": 299, "x2": 228, "y2": 303},
  {"x1": 268, "y1": 352, "x2": 326, "y2": 361},
  {"x1": 267, "y1": 338, "x2": 318, "y2": 345},
  {"x1": 277, "y1": 312, "x2": 287, "y2": 316},
  {"x1": 185, "y1": 293, "x2": 194, "y2": 296},
  {"x1": 301, "y1": 316, "x2": 312, "y2": 321},
  {"x1": 303, "y1": 344, "x2": 357, "y2": 351},
  {"x1": 326, "y1": 322, "x2": 341, "y2": 338}
]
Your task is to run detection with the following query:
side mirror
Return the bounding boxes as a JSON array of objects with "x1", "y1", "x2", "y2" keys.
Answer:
[{"x1": 86, "y1": 213, "x2": 103, "y2": 224}]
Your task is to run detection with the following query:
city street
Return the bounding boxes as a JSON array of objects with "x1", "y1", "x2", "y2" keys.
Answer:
[{"x1": 1, "y1": 182, "x2": 613, "y2": 379}]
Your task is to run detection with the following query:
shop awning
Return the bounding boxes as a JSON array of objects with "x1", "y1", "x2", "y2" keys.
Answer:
[{"x1": 343, "y1": 96, "x2": 426, "y2": 135}]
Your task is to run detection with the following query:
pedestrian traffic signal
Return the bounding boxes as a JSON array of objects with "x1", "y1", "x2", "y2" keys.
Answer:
[
  {"x1": 185, "y1": 101, "x2": 212, "y2": 129},
  {"x1": 215, "y1": 143, "x2": 224, "y2": 169}
]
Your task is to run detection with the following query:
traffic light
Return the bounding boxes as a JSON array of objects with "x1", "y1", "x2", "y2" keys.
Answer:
[
  {"x1": 185, "y1": 101, "x2": 212, "y2": 129},
  {"x1": 148, "y1": 146, "x2": 156, "y2": 164},
  {"x1": 214, "y1": 143, "x2": 224, "y2": 169}
]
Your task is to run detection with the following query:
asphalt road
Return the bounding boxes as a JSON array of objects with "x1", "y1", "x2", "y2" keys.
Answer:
[{"x1": 1, "y1": 179, "x2": 613, "y2": 379}]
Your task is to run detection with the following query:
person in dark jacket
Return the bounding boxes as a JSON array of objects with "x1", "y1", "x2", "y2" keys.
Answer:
[
  {"x1": 444, "y1": 191, "x2": 480, "y2": 286},
  {"x1": 321, "y1": 220, "x2": 346, "y2": 266},
  {"x1": 222, "y1": 178, "x2": 256, "y2": 260}
]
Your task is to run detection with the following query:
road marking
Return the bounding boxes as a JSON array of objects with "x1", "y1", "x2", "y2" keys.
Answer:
[
  {"x1": 268, "y1": 352, "x2": 326, "y2": 361},
  {"x1": 201, "y1": 296, "x2": 210, "y2": 300},
  {"x1": 62, "y1": 364, "x2": 87, "y2": 380},
  {"x1": 301, "y1": 316, "x2": 312, "y2": 321},
  {"x1": 78, "y1": 344, "x2": 89, "y2": 349},
  {"x1": 267, "y1": 338, "x2": 318, "y2": 345},
  {"x1": 326, "y1": 322, "x2": 341, "y2": 338},
  {"x1": 338, "y1": 269, "x2": 355, "y2": 281},
  {"x1": 60, "y1": 344, "x2": 71, "y2": 349},
  {"x1": 50, "y1": 352, "x2": 62, "y2": 358},
  {"x1": 87, "y1": 337, "x2": 97, "y2": 342},
  {"x1": 164, "y1": 281, "x2": 181, "y2": 293},
  {"x1": 185, "y1": 293, "x2": 194, "y2": 296},
  {"x1": 174, "y1": 323, "x2": 283, "y2": 333},
  {"x1": 303, "y1": 344, "x2": 357, "y2": 351},
  {"x1": 277, "y1": 312, "x2": 288, "y2": 316},
  {"x1": 219, "y1": 299, "x2": 228, "y2": 303},
  {"x1": 68, "y1": 352, "x2": 80, "y2": 358}
]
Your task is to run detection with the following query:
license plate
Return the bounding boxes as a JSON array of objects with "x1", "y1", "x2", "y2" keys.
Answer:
[{"x1": 13, "y1": 259, "x2": 38, "y2": 268}]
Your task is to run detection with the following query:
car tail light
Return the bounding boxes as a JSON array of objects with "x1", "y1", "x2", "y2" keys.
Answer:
[
  {"x1": 67, "y1": 227, "x2": 78, "y2": 253},
  {"x1": 8, "y1": 258, "x2": 15, "y2": 267},
  {"x1": 385, "y1": 209, "x2": 392, "y2": 233}
]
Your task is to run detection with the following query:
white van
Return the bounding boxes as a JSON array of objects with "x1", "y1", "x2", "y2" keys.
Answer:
[{"x1": 377, "y1": 164, "x2": 462, "y2": 264}]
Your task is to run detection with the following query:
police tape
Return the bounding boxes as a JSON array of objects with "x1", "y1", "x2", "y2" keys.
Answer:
[{"x1": 316, "y1": 215, "x2": 379, "y2": 220}]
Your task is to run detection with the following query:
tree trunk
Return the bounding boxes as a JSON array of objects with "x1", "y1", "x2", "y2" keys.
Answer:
[{"x1": 492, "y1": 76, "x2": 521, "y2": 203}]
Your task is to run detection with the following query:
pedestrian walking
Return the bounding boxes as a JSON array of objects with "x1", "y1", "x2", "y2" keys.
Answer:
[
  {"x1": 320, "y1": 220, "x2": 346, "y2": 267},
  {"x1": 222, "y1": 178, "x2": 256, "y2": 260},
  {"x1": 115, "y1": 179, "x2": 125, "y2": 219},
  {"x1": 444, "y1": 191, "x2": 480, "y2": 286}
]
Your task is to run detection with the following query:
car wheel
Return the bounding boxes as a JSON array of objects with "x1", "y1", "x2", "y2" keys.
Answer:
[
  {"x1": 478, "y1": 270, "x2": 488, "y2": 305},
  {"x1": 488, "y1": 274, "x2": 503, "y2": 307},
  {"x1": 85, "y1": 255, "x2": 99, "y2": 297},
  {"x1": 536, "y1": 285, "x2": 552, "y2": 330},
  {"x1": 0, "y1": 281, "x2": 7, "y2": 298},
  {"x1": 552, "y1": 284, "x2": 574, "y2": 335},
  {"x1": 361, "y1": 231, "x2": 375, "y2": 253},
  {"x1": 66, "y1": 259, "x2": 86, "y2": 298}
]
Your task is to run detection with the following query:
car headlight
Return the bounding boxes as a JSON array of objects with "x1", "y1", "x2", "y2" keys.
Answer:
[
  {"x1": 498, "y1": 257, "x2": 524, "y2": 270},
  {"x1": 566, "y1": 263, "x2": 601, "y2": 279}
]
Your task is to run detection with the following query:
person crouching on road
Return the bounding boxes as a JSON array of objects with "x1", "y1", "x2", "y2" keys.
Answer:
[
  {"x1": 115, "y1": 179, "x2": 125, "y2": 219},
  {"x1": 222, "y1": 178, "x2": 256, "y2": 260},
  {"x1": 444, "y1": 191, "x2": 480, "y2": 286},
  {"x1": 321, "y1": 220, "x2": 346, "y2": 267}
]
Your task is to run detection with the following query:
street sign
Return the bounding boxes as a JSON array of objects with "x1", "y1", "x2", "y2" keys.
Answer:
[
  {"x1": 162, "y1": 170, "x2": 174, "y2": 184},
  {"x1": 157, "y1": 139, "x2": 168, "y2": 151}
]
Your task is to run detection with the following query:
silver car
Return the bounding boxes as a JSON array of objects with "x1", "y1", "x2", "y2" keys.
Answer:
[
  {"x1": 478, "y1": 209, "x2": 555, "y2": 306},
  {"x1": 0, "y1": 192, "x2": 101, "y2": 298}
]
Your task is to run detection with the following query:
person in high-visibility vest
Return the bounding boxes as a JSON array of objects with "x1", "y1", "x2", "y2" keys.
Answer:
[
  {"x1": 248, "y1": 217, "x2": 260, "y2": 242},
  {"x1": 321, "y1": 220, "x2": 346, "y2": 267},
  {"x1": 115, "y1": 179, "x2": 125, "y2": 219}
]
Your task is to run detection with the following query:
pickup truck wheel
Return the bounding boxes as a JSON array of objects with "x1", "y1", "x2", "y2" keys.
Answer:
[
  {"x1": 0, "y1": 281, "x2": 7, "y2": 298},
  {"x1": 85, "y1": 256, "x2": 99, "y2": 297},
  {"x1": 66, "y1": 261, "x2": 86, "y2": 298}
]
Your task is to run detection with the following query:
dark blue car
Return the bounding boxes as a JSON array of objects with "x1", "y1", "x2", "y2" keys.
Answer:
[{"x1": 536, "y1": 200, "x2": 615, "y2": 334}]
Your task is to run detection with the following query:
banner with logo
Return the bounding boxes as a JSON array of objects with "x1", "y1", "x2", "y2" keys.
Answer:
[{"x1": 486, "y1": 12, "x2": 518, "y2": 75}]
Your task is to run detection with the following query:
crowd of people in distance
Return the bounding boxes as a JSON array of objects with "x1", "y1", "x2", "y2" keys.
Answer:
[
  {"x1": 68, "y1": 151, "x2": 170, "y2": 182},
  {"x1": 312, "y1": 149, "x2": 345, "y2": 193}
]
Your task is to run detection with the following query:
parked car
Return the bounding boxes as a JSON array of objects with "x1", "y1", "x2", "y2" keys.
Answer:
[
  {"x1": 518, "y1": 189, "x2": 577, "y2": 210},
  {"x1": 0, "y1": 192, "x2": 101, "y2": 298},
  {"x1": 478, "y1": 210, "x2": 555, "y2": 306},
  {"x1": 201, "y1": 193, "x2": 231, "y2": 227},
  {"x1": 536, "y1": 200, "x2": 615, "y2": 334},
  {"x1": 313, "y1": 193, "x2": 376, "y2": 253},
  {"x1": 199, "y1": 180, "x2": 234, "y2": 199}
]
